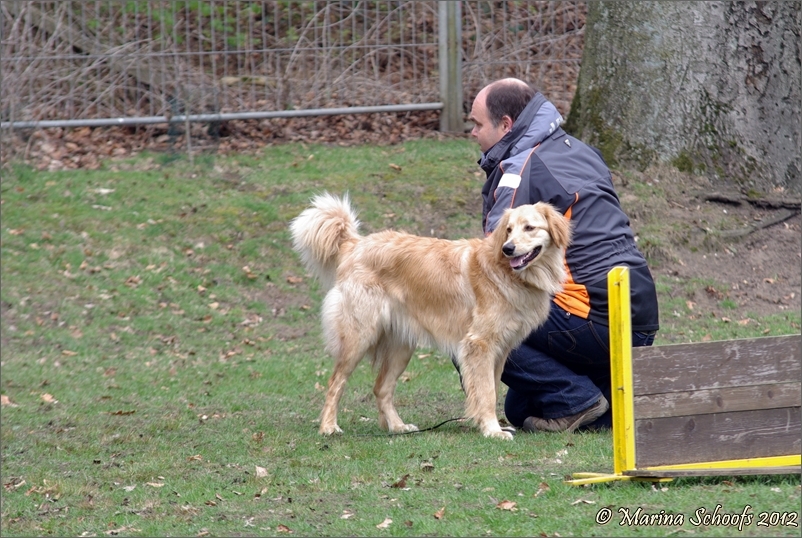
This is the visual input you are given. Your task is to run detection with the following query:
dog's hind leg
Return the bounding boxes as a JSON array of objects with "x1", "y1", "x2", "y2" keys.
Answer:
[
  {"x1": 319, "y1": 286, "x2": 384, "y2": 435},
  {"x1": 319, "y1": 338, "x2": 368, "y2": 435},
  {"x1": 372, "y1": 336, "x2": 418, "y2": 433}
]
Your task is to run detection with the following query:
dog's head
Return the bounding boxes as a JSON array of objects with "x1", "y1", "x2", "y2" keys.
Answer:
[{"x1": 495, "y1": 202, "x2": 571, "y2": 272}]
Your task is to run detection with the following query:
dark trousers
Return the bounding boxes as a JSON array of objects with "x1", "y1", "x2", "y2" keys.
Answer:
[{"x1": 502, "y1": 303, "x2": 655, "y2": 430}]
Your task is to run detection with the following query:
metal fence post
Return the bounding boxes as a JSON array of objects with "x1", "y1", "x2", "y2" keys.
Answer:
[{"x1": 438, "y1": 1, "x2": 463, "y2": 133}]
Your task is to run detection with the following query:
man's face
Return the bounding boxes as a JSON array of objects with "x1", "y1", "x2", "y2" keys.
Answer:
[{"x1": 470, "y1": 90, "x2": 510, "y2": 153}]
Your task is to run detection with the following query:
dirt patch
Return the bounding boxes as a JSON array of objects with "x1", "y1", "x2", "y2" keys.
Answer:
[{"x1": 617, "y1": 165, "x2": 801, "y2": 323}]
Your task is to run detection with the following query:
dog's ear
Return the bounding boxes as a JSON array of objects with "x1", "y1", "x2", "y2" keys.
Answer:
[
  {"x1": 539, "y1": 203, "x2": 572, "y2": 249},
  {"x1": 488, "y1": 208, "x2": 513, "y2": 252}
]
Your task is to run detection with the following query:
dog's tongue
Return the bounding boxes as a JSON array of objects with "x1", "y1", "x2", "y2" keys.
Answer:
[{"x1": 510, "y1": 254, "x2": 528, "y2": 269}]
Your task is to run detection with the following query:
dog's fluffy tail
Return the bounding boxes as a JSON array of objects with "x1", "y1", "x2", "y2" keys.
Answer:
[{"x1": 290, "y1": 193, "x2": 360, "y2": 289}]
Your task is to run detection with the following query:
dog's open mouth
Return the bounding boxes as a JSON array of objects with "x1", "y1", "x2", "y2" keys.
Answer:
[{"x1": 509, "y1": 246, "x2": 542, "y2": 270}]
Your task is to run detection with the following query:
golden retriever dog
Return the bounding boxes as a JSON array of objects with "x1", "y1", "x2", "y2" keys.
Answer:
[{"x1": 290, "y1": 193, "x2": 570, "y2": 440}]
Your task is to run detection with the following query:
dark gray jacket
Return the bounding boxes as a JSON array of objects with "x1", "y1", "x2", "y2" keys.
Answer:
[{"x1": 480, "y1": 92, "x2": 659, "y2": 331}]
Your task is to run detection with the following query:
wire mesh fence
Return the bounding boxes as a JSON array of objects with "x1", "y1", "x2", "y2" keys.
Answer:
[
  {"x1": 1, "y1": 1, "x2": 585, "y2": 129},
  {"x1": 463, "y1": 1, "x2": 586, "y2": 116}
]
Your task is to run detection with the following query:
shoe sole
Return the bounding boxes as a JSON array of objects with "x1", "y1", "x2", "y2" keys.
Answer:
[{"x1": 564, "y1": 397, "x2": 609, "y2": 433}]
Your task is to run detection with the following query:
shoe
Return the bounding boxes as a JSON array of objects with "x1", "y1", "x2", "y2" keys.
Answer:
[{"x1": 521, "y1": 395, "x2": 609, "y2": 433}]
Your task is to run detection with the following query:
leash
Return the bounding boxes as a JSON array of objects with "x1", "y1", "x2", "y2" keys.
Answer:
[
  {"x1": 353, "y1": 416, "x2": 467, "y2": 437},
  {"x1": 352, "y1": 417, "x2": 516, "y2": 437}
]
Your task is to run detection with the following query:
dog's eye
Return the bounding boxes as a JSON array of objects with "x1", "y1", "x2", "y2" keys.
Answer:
[
  {"x1": 524, "y1": 225, "x2": 535, "y2": 232},
  {"x1": 506, "y1": 226, "x2": 512, "y2": 234}
]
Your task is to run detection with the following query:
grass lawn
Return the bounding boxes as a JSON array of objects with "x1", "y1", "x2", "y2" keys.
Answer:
[{"x1": 1, "y1": 140, "x2": 799, "y2": 536}]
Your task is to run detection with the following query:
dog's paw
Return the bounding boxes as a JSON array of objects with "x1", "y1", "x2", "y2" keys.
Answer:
[
  {"x1": 319, "y1": 424, "x2": 344, "y2": 436},
  {"x1": 484, "y1": 429, "x2": 514, "y2": 441},
  {"x1": 392, "y1": 423, "x2": 418, "y2": 434}
]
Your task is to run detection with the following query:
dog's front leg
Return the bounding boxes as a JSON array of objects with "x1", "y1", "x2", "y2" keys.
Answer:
[{"x1": 458, "y1": 334, "x2": 513, "y2": 440}]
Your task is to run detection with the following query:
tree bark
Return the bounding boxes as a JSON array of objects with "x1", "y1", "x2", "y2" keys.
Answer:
[{"x1": 565, "y1": 1, "x2": 801, "y2": 194}]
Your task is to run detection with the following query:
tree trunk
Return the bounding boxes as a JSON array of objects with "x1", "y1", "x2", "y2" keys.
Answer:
[{"x1": 565, "y1": 1, "x2": 801, "y2": 194}]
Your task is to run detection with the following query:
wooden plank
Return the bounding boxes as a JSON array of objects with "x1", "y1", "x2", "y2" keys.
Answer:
[
  {"x1": 631, "y1": 335, "x2": 801, "y2": 395},
  {"x1": 634, "y1": 407, "x2": 802, "y2": 468},
  {"x1": 633, "y1": 381, "x2": 801, "y2": 419},
  {"x1": 625, "y1": 466, "x2": 801, "y2": 478}
]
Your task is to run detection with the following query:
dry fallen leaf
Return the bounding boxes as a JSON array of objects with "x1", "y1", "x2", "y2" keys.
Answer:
[
  {"x1": 389, "y1": 163, "x2": 402, "y2": 171},
  {"x1": 391, "y1": 474, "x2": 410, "y2": 488},
  {"x1": 105, "y1": 526, "x2": 141, "y2": 535},
  {"x1": 534, "y1": 481, "x2": 550, "y2": 497},
  {"x1": 41, "y1": 393, "x2": 57, "y2": 404},
  {"x1": 496, "y1": 500, "x2": 518, "y2": 511},
  {"x1": 146, "y1": 482, "x2": 165, "y2": 488},
  {"x1": 376, "y1": 518, "x2": 393, "y2": 529},
  {"x1": 434, "y1": 506, "x2": 446, "y2": 519},
  {"x1": 571, "y1": 499, "x2": 596, "y2": 505},
  {"x1": 255, "y1": 466, "x2": 269, "y2": 478},
  {"x1": 4, "y1": 478, "x2": 26, "y2": 490},
  {"x1": 1, "y1": 395, "x2": 18, "y2": 407},
  {"x1": 286, "y1": 275, "x2": 303, "y2": 284},
  {"x1": 276, "y1": 524, "x2": 293, "y2": 533}
]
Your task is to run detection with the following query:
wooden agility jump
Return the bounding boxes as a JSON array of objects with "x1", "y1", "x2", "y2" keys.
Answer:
[{"x1": 567, "y1": 266, "x2": 801, "y2": 486}]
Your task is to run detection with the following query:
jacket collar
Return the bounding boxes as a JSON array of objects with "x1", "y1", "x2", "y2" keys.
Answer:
[{"x1": 478, "y1": 92, "x2": 563, "y2": 175}]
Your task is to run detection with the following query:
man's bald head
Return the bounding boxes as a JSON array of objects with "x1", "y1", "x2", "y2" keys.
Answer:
[{"x1": 481, "y1": 78, "x2": 536, "y2": 128}]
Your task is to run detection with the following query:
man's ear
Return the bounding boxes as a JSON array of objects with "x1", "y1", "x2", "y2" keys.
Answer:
[{"x1": 501, "y1": 115, "x2": 514, "y2": 133}]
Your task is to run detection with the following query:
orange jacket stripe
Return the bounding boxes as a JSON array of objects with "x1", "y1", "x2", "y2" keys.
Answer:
[{"x1": 553, "y1": 194, "x2": 591, "y2": 318}]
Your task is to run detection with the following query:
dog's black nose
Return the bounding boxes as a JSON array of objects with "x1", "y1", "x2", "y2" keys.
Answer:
[{"x1": 502, "y1": 242, "x2": 516, "y2": 256}]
